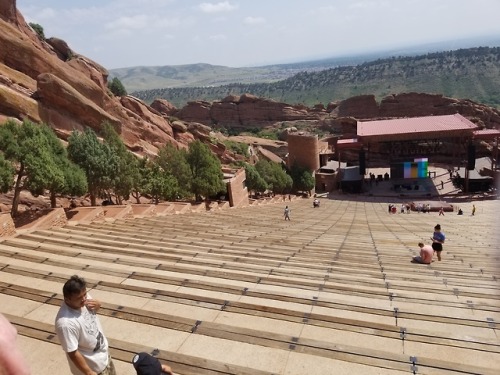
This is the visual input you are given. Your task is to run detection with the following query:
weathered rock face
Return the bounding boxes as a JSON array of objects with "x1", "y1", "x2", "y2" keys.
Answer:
[
  {"x1": 333, "y1": 95, "x2": 380, "y2": 119},
  {"x1": 0, "y1": 0, "x2": 193, "y2": 156},
  {"x1": 36, "y1": 72, "x2": 121, "y2": 132},
  {"x1": 46, "y1": 37, "x2": 73, "y2": 61},
  {"x1": 0, "y1": 0, "x2": 16, "y2": 24},
  {"x1": 176, "y1": 94, "x2": 322, "y2": 127},
  {"x1": 334, "y1": 93, "x2": 500, "y2": 129},
  {"x1": 151, "y1": 99, "x2": 178, "y2": 116}
]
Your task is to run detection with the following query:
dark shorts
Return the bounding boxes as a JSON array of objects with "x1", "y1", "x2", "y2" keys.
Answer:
[{"x1": 432, "y1": 243, "x2": 443, "y2": 252}]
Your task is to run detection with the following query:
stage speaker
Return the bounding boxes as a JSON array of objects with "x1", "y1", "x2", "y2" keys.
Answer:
[
  {"x1": 359, "y1": 149, "x2": 366, "y2": 175},
  {"x1": 467, "y1": 144, "x2": 475, "y2": 170}
]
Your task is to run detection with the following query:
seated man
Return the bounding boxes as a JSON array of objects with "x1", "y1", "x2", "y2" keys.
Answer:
[
  {"x1": 412, "y1": 242, "x2": 434, "y2": 264},
  {"x1": 132, "y1": 352, "x2": 173, "y2": 375}
]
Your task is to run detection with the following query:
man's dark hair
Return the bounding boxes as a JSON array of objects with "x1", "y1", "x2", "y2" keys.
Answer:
[{"x1": 62, "y1": 275, "x2": 87, "y2": 298}]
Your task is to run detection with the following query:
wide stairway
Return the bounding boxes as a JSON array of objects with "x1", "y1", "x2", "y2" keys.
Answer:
[{"x1": 0, "y1": 197, "x2": 499, "y2": 374}]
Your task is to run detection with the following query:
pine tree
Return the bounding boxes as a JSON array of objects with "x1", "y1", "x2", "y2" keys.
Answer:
[
  {"x1": 0, "y1": 120, "x2": 84, "y2": 216},
  {"x1": 67, "y1": 127, "x2": 119, "y2": 206},
  {"x1": 108, "y1": 77, "x2": 127, "y2": 96},
  {"x1": 186, "y1": 141, "x2": 224, "y2": 201}
]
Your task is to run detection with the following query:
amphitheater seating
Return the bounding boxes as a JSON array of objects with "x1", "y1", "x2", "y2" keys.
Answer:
[{"x1": 0, "y1": 197, "x2": 499, "y2": 375}]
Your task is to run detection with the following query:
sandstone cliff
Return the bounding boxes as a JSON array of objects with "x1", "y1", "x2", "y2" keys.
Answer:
[
  {"x1": 0, "y1": 0, "x2": 200, "y2": 156},
  {"x1": 175, "y1": 94, "x2": 321, "y2": 128}
]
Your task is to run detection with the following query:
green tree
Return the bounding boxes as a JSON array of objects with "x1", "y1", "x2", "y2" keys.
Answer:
[
  {"x1": 0, "y1": 153, "x2": 15, "y2": 193},
  {"x1": 142, "y1": 162, "x2": 179, "y2": 204},
  {"x1": 255, "y1": 159, "x2": 292, "y2": 194},
  {"x1": 157, "y1": 144, "x2": 192, "y2": 198},
  {"x1": 41, "y1": 125, "x2": 87, "y2": 208},
  {"x1": 101, "y1": 123, "x2": 137, "y2": 204},
  {"x1": 186, "y1": 140, "x2": 224, "y2": 201},
  {"x1": 244, "y1": 163, "x2": 267, "y2": 196},
  {"x1": 223, "y1": 140, "x2": 249, "y2": 157},
  {"x1": 67, "y1": 127, "x2": 119, "y2": 206},
  {"x1": 108, "y1": 77, "x2": 127, "y2": 97},
  {"x1": 0, "y1": 120, "x2": 66, "y2": 216},
  {"x1": 130, "y1": 156, "x2": 150, "y2": 204},
  {"x1": 289, "y1": 164, "x2": 315, "y2": 194},
  {"x1": 29, "y1": 22, "x2": 45, "y2": 40}
]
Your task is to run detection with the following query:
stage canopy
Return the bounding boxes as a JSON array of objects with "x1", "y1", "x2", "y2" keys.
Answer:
[{"x1": 357, "y1": 114, "x2": 479, "y2": 142}]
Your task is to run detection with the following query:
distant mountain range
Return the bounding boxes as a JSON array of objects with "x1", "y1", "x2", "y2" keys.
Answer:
[{"x1": 111, "y1": 44, "x2": 500, "y2": 109}]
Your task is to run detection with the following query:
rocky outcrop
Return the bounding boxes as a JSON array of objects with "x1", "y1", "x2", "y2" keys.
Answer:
[
  {"x1": 120, "y1": 96, "x2": 173, "y2": 137},
  {"x1": 46, "y1": 37, "x2": 73, "y2": 61},
  {"x1": 36, "y1": 73, "x2": 121, "y2": 132},
  {"x1": 332, "y1": 95, "x2": 379, "y2": 119},
  {"x1": 0, "y1": 83, "x2": 40, "y2": 122},
  {"x1": 0, "y1": 0, "x2": 198, "y2": 157},
  {"x1": 333, "y1": 93, "x2": 500, "y2": 129},
  {"x1": 177, "y1": 94, "x2": 322, "y2": 127},
  {"x1": 151, "y1": 99, "x2": 177, "y2": 116}
]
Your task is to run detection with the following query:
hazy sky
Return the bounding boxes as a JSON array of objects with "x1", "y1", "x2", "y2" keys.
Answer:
[{"x1": 16, "y1": 0, "x2": 500, "y2": 70}]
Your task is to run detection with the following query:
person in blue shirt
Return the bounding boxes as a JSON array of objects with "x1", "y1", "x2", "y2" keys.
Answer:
[{"x1": 431, "y1": 224, "x2": 446, "y2": 261}]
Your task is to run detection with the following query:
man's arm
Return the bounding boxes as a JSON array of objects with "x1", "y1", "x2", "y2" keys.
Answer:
[
  {"x1": 67, "y1": 350, "x2": 97, "y2": 375},
  {"x1": 161, "y1": 363, "x2": 174, "y2": 375}
]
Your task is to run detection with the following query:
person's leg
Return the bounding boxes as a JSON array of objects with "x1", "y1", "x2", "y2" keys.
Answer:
[
  {"x1": 99, "y1": 357, "x2": 116, "y2": 375},
  {"x1": 98, "y1": 357, "x2": 116, "y2": 375},
  {"x1": 436, "y1": 250, "x2": 442, "y2": 261},
  {"x1": 412, "y1": 256, "x2": 424, "y2": 263}
]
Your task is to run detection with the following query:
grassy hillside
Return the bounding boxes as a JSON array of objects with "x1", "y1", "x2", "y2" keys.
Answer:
[
  {"x1": 130, "y1": 47, "x2": 500, "y2": 109},
  {"x1": 109, "y1": 54, "x2": 376, "y2": 93}
]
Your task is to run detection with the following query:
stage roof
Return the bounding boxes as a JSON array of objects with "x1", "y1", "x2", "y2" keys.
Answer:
[
  {"x1": 357, "y1": 114, "x2": 479, "y2": 142},
  {"x1": 336, "y1": 138, "x2": 363, "y2": 149},
  {"x1": 473, "y1": 128, "x2": 500, "y2": 140}
]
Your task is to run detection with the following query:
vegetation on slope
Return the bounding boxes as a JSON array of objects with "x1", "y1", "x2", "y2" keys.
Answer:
[{"x1": 131, "y1": 47, "x2": 500, "y2": 108}]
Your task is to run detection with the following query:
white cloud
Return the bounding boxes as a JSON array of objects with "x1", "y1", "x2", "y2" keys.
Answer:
[
  {"x1": 243, "y1": 16, "x2": 265, "y2": 25},
  {"x1": 209, "y1": 34, "x2": 227, "y2": 41},
  {"x1": 198, "y1": 1, "x2": 237, "y2": 13},
  {"x1": 36, "y1": 7, "x2": 57, "y2": 20},
  {"x1": 105, "y1": 15, "x2": 149, "y2": 31},
  {"x1": 309, "y1": 5, "x2": 336, "y2": 15}
]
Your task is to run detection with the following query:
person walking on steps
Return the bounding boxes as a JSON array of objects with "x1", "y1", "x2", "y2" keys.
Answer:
[
  {"x1": 284, "y1": 205, "x2": 291, "y2": 220},
  {"x1": 431, "y1": 224, "x2": 446, "y2": 261}
]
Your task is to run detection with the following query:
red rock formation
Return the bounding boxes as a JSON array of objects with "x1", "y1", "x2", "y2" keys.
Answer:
[
  {"x1": 177, "y1": 94, "x2": 322, "y2": 127},
  {"x1": 0, "y1": 0, "x2": 200, "y2": 157},
  {"x1": 333, "y1": 95, "x2": 379, "y2": 119},
  {"x1": 333, "y1": 93, "x2": 500, "y2": 129},
  {"x1": 151, "y1": 99, "x2": 178, "y2": 116}
]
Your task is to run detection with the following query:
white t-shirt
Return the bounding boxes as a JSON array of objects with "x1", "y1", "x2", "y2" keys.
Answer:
[{"x1": 55, "y1": 294, "x2": 109, "y2": 374}]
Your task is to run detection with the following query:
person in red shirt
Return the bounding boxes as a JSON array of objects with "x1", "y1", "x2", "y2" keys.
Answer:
[{"x1": 412, "y1": 242, "x2": 434, "y2": 264}]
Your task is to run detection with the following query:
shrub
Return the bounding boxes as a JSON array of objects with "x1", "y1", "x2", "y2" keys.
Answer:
[
  {"x1": 108, "y1": 77, "x2": 128, "y2": 97},
  {"x1": 29, "y1": 23, "x2": 45, "y2": 40}
]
